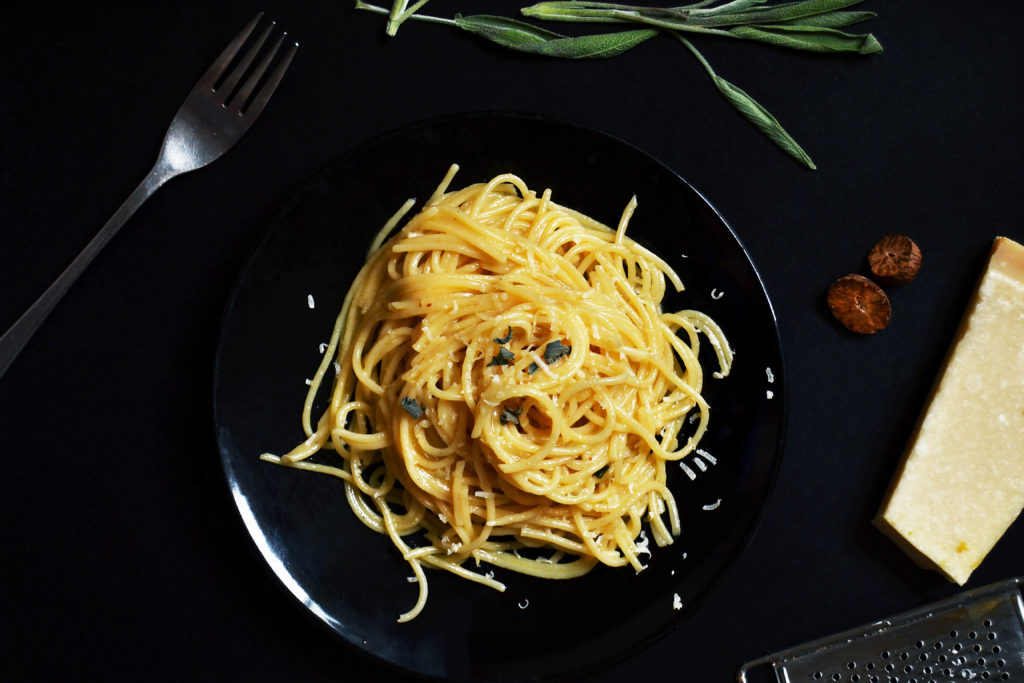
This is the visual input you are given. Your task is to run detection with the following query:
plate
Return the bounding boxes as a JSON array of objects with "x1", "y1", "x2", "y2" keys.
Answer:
[{"x1": 213, "y1": 112, "x2": 785, "y2": 681}]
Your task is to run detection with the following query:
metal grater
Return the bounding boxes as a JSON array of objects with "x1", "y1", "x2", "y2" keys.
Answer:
[{"x1": 738, "y1": 577, "x2": 1023, "y2": 683}]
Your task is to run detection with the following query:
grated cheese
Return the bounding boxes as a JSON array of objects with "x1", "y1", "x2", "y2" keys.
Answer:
[{"x1": 635, "y1": 530, "x2": 651, "y2": 557}]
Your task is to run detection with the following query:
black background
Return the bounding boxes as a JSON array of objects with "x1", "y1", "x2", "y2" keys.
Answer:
[{"x1": 2, "y1": 2, "x2": 1022, "y2": 681}]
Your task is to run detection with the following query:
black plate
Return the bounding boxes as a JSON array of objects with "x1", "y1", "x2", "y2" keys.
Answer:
[{"x1": 213, "y1": 112, "x2": 785, "y2": 681}]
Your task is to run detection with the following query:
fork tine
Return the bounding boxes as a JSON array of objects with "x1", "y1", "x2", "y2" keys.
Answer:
[
  {"x1": 240, "y1": 38, "x2": 298, "y2": 119},
  {"x1": 216, "y1": 21, "x2": 275, "y2": 101},
  {"x1": 230, "y1": 33, "x2": 285, "y2": 112},
  {"x1": 196, "y1": 13, "x2": 263, "y2": 92}
]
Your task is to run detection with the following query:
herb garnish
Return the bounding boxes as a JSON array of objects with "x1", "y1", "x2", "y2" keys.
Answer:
[
  {"x1": 493, "y1": 326, "x2": 514, "y2": 344},
  {"x1": 487, "y1": 346, "x2": 516, "y2": 367},
  {"x1": 594, "y1": 464, "x2": 610, "y2": 479},
  {"x1": 543, "y1": 340, "x2": 572, "y2": 365},
  {"x1": 355, "y1": 0, "x2": 883, "y2": 169},
  {"x1": 401, "y1": 396, "x2": 424, "y2": 418},
  {"x1": 500, "y1": 405, "x2": 524, "y2": 425},
  {"x1": 527, "y1": 361, "x2": 541, "y2": 374}
]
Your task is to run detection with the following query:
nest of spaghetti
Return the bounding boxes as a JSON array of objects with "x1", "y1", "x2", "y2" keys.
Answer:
[{"x1": 262, "y1": 167, "x2": 732, "y2": 621}]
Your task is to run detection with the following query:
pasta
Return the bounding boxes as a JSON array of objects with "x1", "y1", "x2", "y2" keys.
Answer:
[{"x1": 261, "y1": 166, "x2": 733, "y2": 621}]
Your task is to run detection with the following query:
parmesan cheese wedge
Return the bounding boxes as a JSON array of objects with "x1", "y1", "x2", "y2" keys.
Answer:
[{"x1": 875, "y1": 236, "x2": 1024, "y2": 585}]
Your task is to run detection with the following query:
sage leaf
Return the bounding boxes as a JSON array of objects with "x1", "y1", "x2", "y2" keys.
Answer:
[
  {"x1": 677, "y1": 35, "x2": 816, "y2": 169},
  {"x1": 487, "y1": 346, "x2": 516, "y2": 366},
  {"x1": 401, "y1": 397, "x2": 425, "y2": 418},
  {"x1": 521, "y1": 3, "x2": 657, "y2": 24},
  {"x1": 778, "y1": 10, "x2": 875, "y2": 28},
  {"x1": 687, "y1": 0, "x2": 770, "y2": 16},
  {"x1": 689, "y1": 0, "x2": 867, "y2": 27},
  {"x1": 455, "y1": 14, "x2": 656, "y2": 57},
  {"x1": 543, "y1": 340, "x2": 572, "y2": 364},
  {"x1": 729, "y1": 24, "x2": 882, "y2": 54},
  {"x1": 499, "y1": 405, "x2": 523, "y2": 425},
  {"x1": 493, "y1": 326, "x2": 514, "y2": 344}
]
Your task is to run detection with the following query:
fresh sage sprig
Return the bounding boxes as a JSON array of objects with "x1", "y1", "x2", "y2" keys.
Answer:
[{"x1": 354, "y1": 0, "x2": 884, "y2": 169}]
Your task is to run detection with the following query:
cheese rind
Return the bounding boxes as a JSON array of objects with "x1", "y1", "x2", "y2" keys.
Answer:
[{"x1": 875, "y1": 236, "x2": 1024, "y2": 585}]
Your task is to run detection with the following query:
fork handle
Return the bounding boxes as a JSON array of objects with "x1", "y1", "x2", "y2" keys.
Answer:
[{"x1": 0, "y1": 169, "x2": 167, "y2": 379}]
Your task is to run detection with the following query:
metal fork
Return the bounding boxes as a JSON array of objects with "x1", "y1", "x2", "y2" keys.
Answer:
[{"x1": 0, "y1": 14, "x2": 297, "y2": 379}]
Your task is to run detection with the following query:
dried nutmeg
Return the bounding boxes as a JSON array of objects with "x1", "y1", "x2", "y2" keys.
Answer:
[
  {"x1": 868, "y1": 234, "x2": 922, "y2": 285},
  {"x1": 827, "y1": 274, "x2": 892, "y2": 334}
]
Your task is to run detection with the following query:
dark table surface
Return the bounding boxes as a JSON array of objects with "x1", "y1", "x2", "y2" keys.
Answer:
[{"x1": 3, "y1": 2, "x2": 1022, "y2": 681}]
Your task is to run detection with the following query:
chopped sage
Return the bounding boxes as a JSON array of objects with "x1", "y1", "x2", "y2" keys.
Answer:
[
  {"x1": 500, "y1": 405, "x2": 524, "y2": 425},
  {"x1": 401, "y1": 396, "x2": 424, "y2": 418},
  {"x1": 594, "y1": 464, "x2": 610, "y2": 479},
  {"x1": 493, "y1": 326, "x2": 514, "y2": 344},
  {"x1": 487, "y1": 346, "x2": 516, "y2": 367},
  {"x1": 543, "y1": 340, "x2": 572, "y2": 365}
]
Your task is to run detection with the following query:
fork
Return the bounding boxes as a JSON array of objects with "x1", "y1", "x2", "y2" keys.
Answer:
[{"x1": 0, "y1": 14, "x2": 297, "y2": 379}]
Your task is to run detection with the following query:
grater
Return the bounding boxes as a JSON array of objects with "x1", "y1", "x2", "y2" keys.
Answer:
[{"x1": 738, "y1": 576, "x2": 1023, "y2": 683}]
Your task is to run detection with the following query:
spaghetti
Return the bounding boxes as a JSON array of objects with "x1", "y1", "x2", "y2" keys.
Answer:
[{"x1": 261, "y1": 166, "x2": 733, "y2": 621}]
